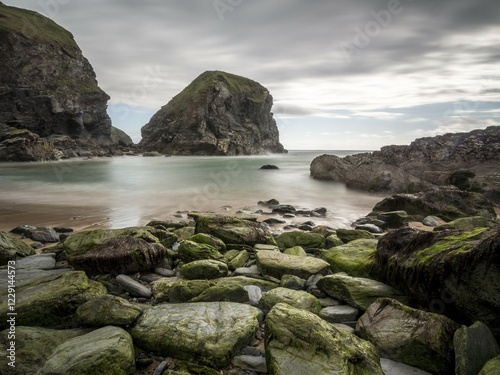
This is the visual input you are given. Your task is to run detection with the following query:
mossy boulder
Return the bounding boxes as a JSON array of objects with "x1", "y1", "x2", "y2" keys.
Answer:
[
  {"x1": 317, "y1": 273, "x2": 408, "y2": 311},
  {"x1": 356, "y1": 298, "x2": 460, "y2": 375},
  {"x1": 75, "y1": 295, "x2": 144, "y2": 327},
  {"x1": 0, "y1": 326, "x2": 90, "y2": 375},
  {"x1": 259, "y1": 287, "x2": 321, "y2": 314},
  {"x1": 275, "y1": 231, "x2": 326, "y2": 249},
  {"x1": 372, "y1": 226, "x2": 500, "y2": 337},
  {"x1": 256, "y1": 250, "x2": 330, "y2": 280},
  {"x1": 61, "y1": 227, "x2": 168, "y2": 275},
  {"x1": 434, "y1": 215, "x2": 493, "y2": 231},
  {"x1": 190, "y1": 212, "x2": 276, "y2": 246},
  {"x1": 177, "y1": 240, "x2": 224, "y2": 263},
  {"x1": 152, "y1": 276, "x2": 277, "y2": 303},
  {"x1": 325, "y1": 234, "x2": 343, "y2": 247},
  {"x1": 0, "y1": 231, "x2": 35, "y2": 266},
  {"x1": 188, "y1": 233, "x2": 227, "y2": 253},
  {"x1": 479, "y1": 355, "x2": 500, "y2": 375},
  {"x1": 454, "y1": 321, "x2": 500, "y2": 375},
  {"x1": 371, "y1": 186, "x2": 497, "y2": 221},
  {"x1": 335, "y1": 229, "x2": 375, "y2": 243},
  {"x1": 265, "y1": 303, "x2": 384, "y2": 375},
  {"x1": 179, "y1": 259, "x2": 228, "y2": 280},
  {"x1": 129, "y1": 302, "x2": 263, "y2": 368},
  {"x1": 319, "y1": 239, "x2": 377, "y2": 277},
  {"x1": 283, "y1": 246, "x2": 307, "y2": 257},
  {"x1": 223, "y1": 249, "x2": 249, "y2": 270},
  {"x1": 0, "y1": 271, "x2": 106, "y2": 329},
  {"x1": 38, "y1": 326, "x2": 135, "y2": 375}
]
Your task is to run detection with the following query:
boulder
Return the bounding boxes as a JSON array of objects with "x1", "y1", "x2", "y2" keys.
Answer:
[
  {"x1": 75, "y1": 295, "x2": 143, "y2": 327},
  {"x1": 265, "y1": 303, "x2": 384, "y2": 375},
  {"x1": 317, "y1": 273, "x2": 408, "y2": 311},
  {"x1": 152, "y1": 276, "x2": 277, "y2": 303},
  {"x1": 256, "y1": 250, "x2": 330, "y2": 280},
  {"x1": 434, "y1": 215, "x2": 492, "y2": 231},
  {"x1": 190, "y1": 212, "x2": 276, "y2": 246},
  {"x1": 454, "y1": 321, "x2": 500, "y2": 375},
  {"x1": 38, "y1": 326, "x2": 135, "y2": 375},
  {"x1": 356, "y1": 298, "x2": 460, "y2": 375},
  {"x1": 15, "y1": 253, "x2": 56, "y2": 270},
  {"x1": 371, "y1": 186, "x2": 497, "y2": 221},
  {"x1": 376, "y1": 210, "x2": 409, "y2": 229},
  {"x1": 187, "y1": 233, "x2": 227, "y2": 253},
  {"x1": 280, "y1": 274, "x2": 306, "y2": 290},
  {"x1": 129, "y1": 302, "x2": 263, "y2": 368},
  {"x1": 177, "y1": 240, "x2": 224, "y2": 263},
  {"x1": 223, "y1": 249, "x2": 249, "y2": 270},
  {"x1": 319, "y1": 239, "x2": 377, "y2": 277},
  {"x1": 275, "y1": 231, "x2": 326, "y2": 249},
  {"x1": 336, "y1": 228, "x2": 375, "y2": 243},
  {"x1": 0, "y1": 326, "x2": 90, "y2": 375},
  {"x1": 0, "y1": 271, "x2": 106, "y2": 329},
  {"x1": 139, "y1": 70, "x2": 285, "y2": 155},
  {"x1": 0, "y1": 231, "x2": 35, "y2": 266},
  {"x1": 371, "y1": 226, "x2": 500, "y2": 337},
  {"x1": 259, "y1": 287, "x2": 321, "y2": 314},
  {"x1": 62, "y1": 227, "x2": 167, "y2": 275},
  {"x1": 179, "y1": 259, "x2": 229, "y2": 280},
  {"x1": 479, "y1": 355, "x2": 500, "y2": 375},
  {"x1": 422, "y1": 215, "x2": 446, "y2": 227},
  {"x1": 283, "y1": 246, "x2": 307, "y2": 257}
]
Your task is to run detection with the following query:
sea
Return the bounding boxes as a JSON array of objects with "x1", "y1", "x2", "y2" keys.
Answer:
[{"x1": 0, "y1": 151, "x2": 385, "y2": 230}]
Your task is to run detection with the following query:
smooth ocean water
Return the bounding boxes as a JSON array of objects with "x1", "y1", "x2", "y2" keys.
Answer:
[{"x1": 0, "y1": 151, "x2": 383, "y2": 229}]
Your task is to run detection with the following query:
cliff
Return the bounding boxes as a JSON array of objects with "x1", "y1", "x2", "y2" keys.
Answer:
[
  {"x1": 0, "y1": 4, "x2": 126, "y2": 161},
  {"x1": 310, "y1": 126, "x2": 500, "y2": 203},
  {"x1": 140, "y1": 70, "x2": 286, "y2": 155}
]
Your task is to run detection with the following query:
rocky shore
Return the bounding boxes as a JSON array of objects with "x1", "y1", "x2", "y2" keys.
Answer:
[
  {"x1": 1, "y1": 186, "x2": 499, "y2": 375},
  {"x1": 310, "y1": 126, "x2": 500, "y2": 205}
]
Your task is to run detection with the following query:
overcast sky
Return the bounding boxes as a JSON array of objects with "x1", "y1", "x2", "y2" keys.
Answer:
[{"x1": 4, "y1": 0, "x2": 500, "y2": 150}]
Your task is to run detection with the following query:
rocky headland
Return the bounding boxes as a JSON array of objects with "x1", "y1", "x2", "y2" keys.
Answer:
[
  {"x1": 1, "y1": 188, "x2": 499, "y2": 375},
  {"x1": 140, "y1": 70, "x2": 286, "y2": 156},
  {"x1": 0, "y1": 4, "x2": 133, "y2": 162},
  {"x1": 310, "y1": 126, "x2": 500, "y2": 204}
]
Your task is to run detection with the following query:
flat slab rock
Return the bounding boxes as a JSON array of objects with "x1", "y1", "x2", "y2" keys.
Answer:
[
  {"x1": 129, "y1": 302, "x2": 263, "y2": 369},
  {"x1": 256, "y1": 250, "x2": 330, "y2": 280}
]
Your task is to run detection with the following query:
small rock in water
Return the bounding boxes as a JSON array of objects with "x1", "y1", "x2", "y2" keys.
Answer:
[
  {"x1": 271, "y1": 204, "x2": 296, "y2": 214},
  {"x1": 116, "y1": 274, "x2": 152, "y2": 299},
  {"x1": 355, "y1": 223, "x2": 384, "y2": 234},
  {"x1": 260, "y1": 164, "x2": 279, "y2": 170},
  {"x1": 313, "y1": 207, "x2": 327, "y2": 216},
  {"x1": 263, "y1": 218, "x2": 286, "y2": 225},
  {"x1": 257, "y1": 198, "x2": 280, "y2": 207}
]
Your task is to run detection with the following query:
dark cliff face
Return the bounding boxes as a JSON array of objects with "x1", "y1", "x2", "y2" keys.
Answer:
[
  {"x1": 310, "y1": 126, "x2": 500, "y2": 202},
  {"x1": 0, "y1": 4, "x2": 116, "y2": 161},
  {"x1": 140, "y1": 71, "x2": 286, "y2": 156}
]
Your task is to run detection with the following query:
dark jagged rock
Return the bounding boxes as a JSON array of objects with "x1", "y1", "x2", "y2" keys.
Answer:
[
  {"x1": 0, "y1": 4, "x2": 131, "y2": 161},
  {"x1": 260, "y1": 164, "x2": 279, "y2": 170},
  {"x1": 371, "y1": 226, "x2": 500, "y2": 338},
  {"x1": 140, "y1": 70, "x2": 286, "y2": 155},
  {"x1": 310, "y1": 126, "x2": 500, "y2": 203},
  {"x1": 371, "y1": 186, "x2": 497, "y2": 222}
]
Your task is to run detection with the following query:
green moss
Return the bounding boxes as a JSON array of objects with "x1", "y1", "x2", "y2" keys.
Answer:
[
  {"x1": 0, "y1": 4, "x2": 78, "y2": 55},
  {"x1": 416, "y1": 227, "x2": 488, "y2": 264}
]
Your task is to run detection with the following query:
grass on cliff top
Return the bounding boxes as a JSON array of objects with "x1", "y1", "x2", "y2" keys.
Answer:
[
  {"x1": 166, "y1": 70, "x2": 268, "y2": 116},
  {"x1": 0, "y1": 3, "x2": 78, "y2": 55}
]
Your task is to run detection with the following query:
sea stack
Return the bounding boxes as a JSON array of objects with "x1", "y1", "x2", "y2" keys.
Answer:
[
  {"x1": 140, "y1": 70, "x2": 286, "y2": 155},
  {"x1": 0, "y1": 4, "x2": 121, "y2": 161}
]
